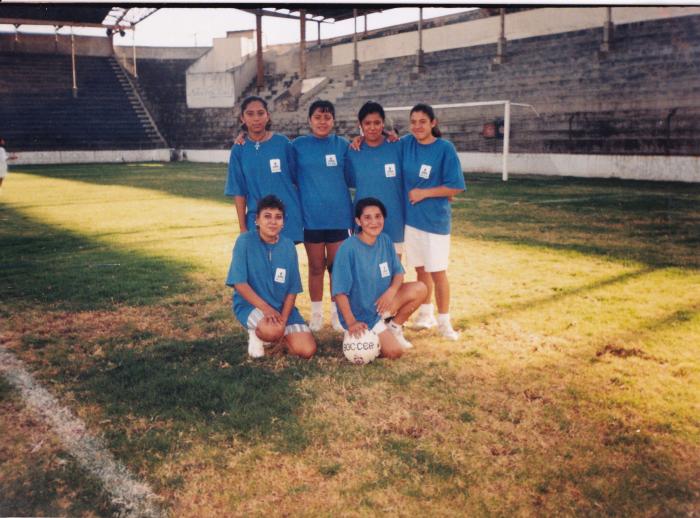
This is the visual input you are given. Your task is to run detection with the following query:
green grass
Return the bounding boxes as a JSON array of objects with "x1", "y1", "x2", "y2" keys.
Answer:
[{"x1": 1, "y1": 164, "x2": 699, "y2": 516}]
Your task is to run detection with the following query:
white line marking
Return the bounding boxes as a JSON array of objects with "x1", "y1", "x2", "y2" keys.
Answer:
[{"x1": 0, "y1": 345, "x2": 162, "y2": 518}]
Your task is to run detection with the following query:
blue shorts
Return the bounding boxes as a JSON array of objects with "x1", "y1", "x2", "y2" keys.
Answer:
[{"x1": 303, "y1": 228, "x2": 350, "y2": 244}]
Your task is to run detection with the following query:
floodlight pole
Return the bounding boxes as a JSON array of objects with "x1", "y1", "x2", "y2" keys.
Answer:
[
  {"x1": 352, "y1": 9, "x2": 360, "y2": 80},
  {"x1": 256, "y1": 10, "x2": 264, "y2": 91},
  {"x1": 299, "y1": 9, "x2": 307, "y2": 79},
  {"x1": 502, "y1": 100, "x2": 511, "y2": 182},
  {"x1": 71, "y1": 30, "x2": 78, "y2": 98},
  {"x1": 132, "y1": 26, "x2": 138, "y2": 78},
  {"x1": 416, "y1": 7, "x2": 424, "y2": 72}
]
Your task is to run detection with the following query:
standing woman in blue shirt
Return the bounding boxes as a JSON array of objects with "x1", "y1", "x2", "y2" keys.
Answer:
[
  {"x1": 225, "y1": 96, "x2": 303, "y2": 244},
  {"x1": 402, "y1": 104, "x2": 466, "y2": 340},
  {"x1": 293, "y1": 100, "x2": 354, "y2": 332},
  {"x1": 346, "y1": 101, "x2": 406, "y2": 257}
]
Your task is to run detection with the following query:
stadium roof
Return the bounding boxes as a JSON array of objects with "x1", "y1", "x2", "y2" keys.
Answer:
[
  {"x1": 248, "y1": 7, "x2": 385, "y2": 23},
  {"x1": 0, "y1": 5, "x2": 156, "y2": 29}
]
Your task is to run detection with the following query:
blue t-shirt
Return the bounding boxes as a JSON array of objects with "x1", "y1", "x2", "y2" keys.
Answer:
[
  {"x1": 292, "y1": 134, "x2": 353, "y2": 230},
  {"x1": 225, "y1": 133, "x2": 304, "y2": 243},
  {"x1": 332, "y1": 233, "x2": 405, "y2": 329},
  {"x1": 226, "y1": 230, "x2": 304, "y2": 326},
  {"x1": 346, "y1": 140, "x2": 406, "y2": 243},
  {"x1": 401, "y1": 135, "x2": 466, "y2": 235}
]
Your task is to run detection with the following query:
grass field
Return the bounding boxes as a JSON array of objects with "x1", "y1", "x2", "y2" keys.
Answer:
[{"x1": 1, "y1": 162, "x2": 699, "y2": 517}]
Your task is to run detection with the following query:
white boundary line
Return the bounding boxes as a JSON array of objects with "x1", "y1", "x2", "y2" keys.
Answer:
[{"x1": 0, "y1": 345, "x2": 162, "y2": 518}]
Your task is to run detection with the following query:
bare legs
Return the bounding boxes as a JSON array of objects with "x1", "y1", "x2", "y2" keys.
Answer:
[{"x1": 256, "y1": 318, "x2": 316, "y2": 359}]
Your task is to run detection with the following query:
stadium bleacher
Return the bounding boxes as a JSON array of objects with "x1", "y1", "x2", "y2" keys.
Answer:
[{"x1": 0, "y1": 53, "x2": 165, "y2": 151}]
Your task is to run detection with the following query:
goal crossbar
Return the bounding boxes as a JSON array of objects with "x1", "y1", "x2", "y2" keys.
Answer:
[{"x1": 384, "y1": 100, "x2": 539, "y2": 181}]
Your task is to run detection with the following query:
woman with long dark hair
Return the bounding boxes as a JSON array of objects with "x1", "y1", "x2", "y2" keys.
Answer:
[
  {"x1": 225, "y1": 96, "x2": 303, "y2": 244},
  {"x1": 401, "y1": 103, "x2": 465, "y2": 340}
]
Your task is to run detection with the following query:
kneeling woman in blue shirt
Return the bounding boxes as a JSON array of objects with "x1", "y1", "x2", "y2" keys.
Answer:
[
  {"x1": 332, "y1": 198, "x2": 427, "y2": 359},
  {"x1": 226, "y1": 195, "x2": 317, "y2": 359}
]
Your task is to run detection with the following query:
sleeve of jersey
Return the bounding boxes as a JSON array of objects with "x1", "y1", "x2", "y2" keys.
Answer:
[
  {"x1": 344, "y1": 154, "x2": 356, "y2": 189},
  {"x1": 331, "y1": 243, "x2": 353, "y2": 297},
  {"x1": 226, "y1": 234, "x2": 249, "y2": 286},
  {"x1": 442, "y1": 141, "x2": 466, "y2": 190},
  {"x1": 286, "y1": 139, "x2": 298, "y2": 185},
  {"x1": 289, "y1": 244, "x2": 303, "y2": 294},
  {"x1": 388, "y1": 235, "x2": 405, "y2": 275},
  {"x1": 224, "y1": 146, "x2": 247, "y2": 197},
  {"x1": 340, "y1": 138, "x2": 354, "y2": 188}
]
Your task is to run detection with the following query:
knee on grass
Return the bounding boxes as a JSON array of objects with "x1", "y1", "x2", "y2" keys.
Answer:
[
  {"x1": 286, "y1": 333, "x2": 317, "y2": 359},
  {"x1": 255, "y1": 320, "x2": 284, "y2": 343}
]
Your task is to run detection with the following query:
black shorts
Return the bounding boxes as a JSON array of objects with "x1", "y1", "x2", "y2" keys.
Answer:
[{"x1": 303, "y1": 228, "x2": 350, "y2": 244}]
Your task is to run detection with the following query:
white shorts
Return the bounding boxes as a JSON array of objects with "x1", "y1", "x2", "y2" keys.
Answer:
[
  {"x1": 404, "y1": 225, "x2": 450, "y2": 272},
  {"x1": 394, "y1": 242, "x2": 405, "y2": 255}
]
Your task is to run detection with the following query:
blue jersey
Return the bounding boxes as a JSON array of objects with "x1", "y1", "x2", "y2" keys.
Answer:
[
  {"x1": 226, "y1": 230, "x2": 304, "y2": 327},
  {"x1": 401, "y1": 135, "x2": 466, "y2": 235},
  {"x1": 225, "y1": 133, "x2": 304, "y2": 243},
  {"x1": 332, "y1": 233, "x2": 404, "y2": 329},
  {"x1": 346, "y1": 140, "x2": 406, "y2": 243},
  {"x1": 292, "y1": 134, "x2": 353, "y2": 230}
]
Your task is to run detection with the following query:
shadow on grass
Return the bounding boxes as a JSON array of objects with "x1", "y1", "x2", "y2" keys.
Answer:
[
  {"x1": 454, "y1": 174, "x2": 700, "y2": 269},
  {"x1": 14, "y1": 162, "x2": 228, "y2": 205},
  {"x1": 0, "y1": 206, "x2": 198, "y2": 311},
  {"x1": 77, "y1": 336, "x2": 318, "y2": 471},
  {"x1": 457, "y1": 266, "x2": 657, "y2": 327}
]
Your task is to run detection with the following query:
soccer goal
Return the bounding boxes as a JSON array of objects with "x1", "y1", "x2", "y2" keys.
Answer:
[{"x1": 384, "y1": 100, "x2": 539, "y2": 181}]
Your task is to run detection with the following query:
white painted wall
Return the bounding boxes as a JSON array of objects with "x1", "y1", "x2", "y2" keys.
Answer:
[
  {"x1": 183, "y1": 150, "x2": 230, "y2": 163},
  {"x1": 184, "y1": 149, "x2": 699, "y2": 183},
  {"x1": 13, "y1": 149, "x2": 171, "y2": 165},
  {"x1": 186, "y1": 31, "x2": 256, "y2": 108},
  {"x1": 332, "y1": 6, "x2": 700, "y2": 65},
  {"x1": 187, "y1": 72, "x2": 237, "y2": 108},
  {"x1": 457, "y1": 152, "x2": 700, "y2": 183}
]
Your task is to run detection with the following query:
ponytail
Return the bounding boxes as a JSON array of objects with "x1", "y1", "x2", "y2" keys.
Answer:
[{"x1": 410, "y1": 103, "x2": 441, "y2": 138}]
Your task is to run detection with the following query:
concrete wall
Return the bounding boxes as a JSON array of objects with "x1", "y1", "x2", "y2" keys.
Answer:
[
  {"x1": 0, "y1": 32, "x2": 112, "y2": 56},
  {"x1": 458, "y1": 153, "x2": 700, "y2": 183},
  {"x1": 332, "y1": 6, "x2": 700, "y2": 65},
  {"x1": 186, "y1": 32, "x2": 257, "y2": 108},
  {"x1": 181, "y1": 149, "x2": 699, "y2": 183},
  {"x1": 13, "y1": 149, "x2": 171, "y2": 165},
  {"x1": 114, "y1": 45, "x2": 208, "y2": 60}
]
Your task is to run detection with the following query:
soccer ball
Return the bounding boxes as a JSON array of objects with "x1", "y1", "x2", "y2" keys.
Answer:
[{"x1": 342, "y1": 329, "x2": 380, "y2": 365}]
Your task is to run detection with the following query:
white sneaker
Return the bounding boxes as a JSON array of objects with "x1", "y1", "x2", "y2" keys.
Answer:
[
  {"x1": 412, "y1": 312, "x2": 437, "y2": 330},
  {"x1": 438, "y1": 322, "x2": 460, "y2": 341},
  {"x1": 330, "y1": 311, "x2": 344, "y2": 332},
  {"x1": 309, "y1": 312, "x2": 323, "y2": 332},
  {"x1": 247, "y1": 331, "x2": 265, "y2": 358},
  {"x1": 388, "y1": 323, "x2": 413, "y2": 349}
]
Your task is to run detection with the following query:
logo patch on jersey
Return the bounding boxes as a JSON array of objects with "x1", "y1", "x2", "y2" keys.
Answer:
[
  {"x1": 379, "y1": 262, "x2": 390, "y2": 278},
  {"x1": 274, "y1": 268, "x2": 287, "y2": 283},
  {"x1": 269, "y1": 158, "x2": 281, "y2": 173},
  {"x1": 325, "y1": 154, "x2": 338, "y2": 167},
  {"x1": 384, "y1": 163, "x2": 397, "y2": 178},
  {"x1": 419, "y1": 164, "x2": 432, "y2": 179}
]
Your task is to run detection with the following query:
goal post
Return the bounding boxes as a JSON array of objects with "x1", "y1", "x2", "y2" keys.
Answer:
[{"x1": 384, "y1": 100, "x2": 539, "y2": 181}]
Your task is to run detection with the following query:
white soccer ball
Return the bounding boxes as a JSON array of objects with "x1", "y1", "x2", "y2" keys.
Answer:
[{"x1": 343, "y1": 329, "x2": 380, "y2": 365}]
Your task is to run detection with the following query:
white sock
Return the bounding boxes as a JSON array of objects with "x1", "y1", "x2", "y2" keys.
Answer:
[
  {"x1": 437, "y1": 313, "x2": 451, "y2": 325},
  {"x1": 330, "y1": 301, "x2": 338, "y2": 315},
  {"x1": 311, "y1": 301, "x2": 323, "y2": 315},
  {"x1": 388, "y1": 321, "x2": 402, "y2": 332},
  {"x1": 419, "y1": 303, "x2": 434, "y2": 316}
]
